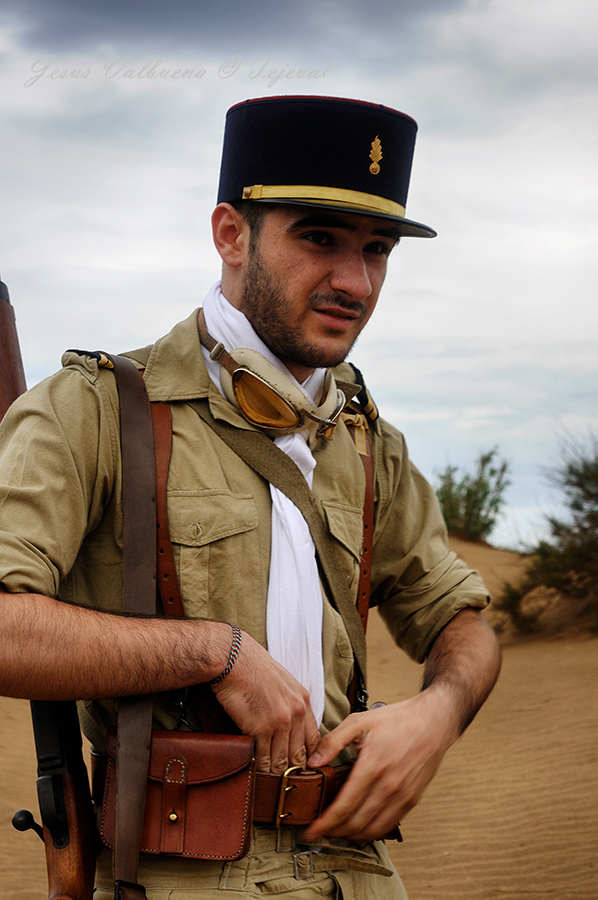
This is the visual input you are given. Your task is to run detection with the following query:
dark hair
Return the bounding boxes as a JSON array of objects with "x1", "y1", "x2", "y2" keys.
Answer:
[{"x1": 229, "y1": 200, "x2": 269, "y2": 250}]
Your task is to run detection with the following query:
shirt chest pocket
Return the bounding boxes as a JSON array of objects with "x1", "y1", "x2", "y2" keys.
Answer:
[
  {"x1": 167, "y1": 490, "x2": 260, "y2": 620},
  {"x1": 321, "y1": 500, "x2": 363, "y2": 598}
]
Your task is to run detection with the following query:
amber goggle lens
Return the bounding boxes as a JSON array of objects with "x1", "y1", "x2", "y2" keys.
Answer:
[{"x1": 232, "y1": 368, "x2": 302, "y2": 429}]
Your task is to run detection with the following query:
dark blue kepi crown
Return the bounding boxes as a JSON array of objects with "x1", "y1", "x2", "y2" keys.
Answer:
[{"x1": 217, "y1": 95, "x2": 436, "y2": 238}]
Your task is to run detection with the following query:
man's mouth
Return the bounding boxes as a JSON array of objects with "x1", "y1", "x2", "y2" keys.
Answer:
[
  {"x1": 314, "y1": 305, "x2": 360, "y2": 320},
  {"x1": 311, "y1": 306, "x2": 362, "y2": 334},
  {"x1": 310, "y1": 294, "x2": 366, "y2": 321}
]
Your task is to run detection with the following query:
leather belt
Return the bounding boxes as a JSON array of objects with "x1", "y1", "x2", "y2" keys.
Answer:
[
  {"x1": 253, "y1": 764, "x2": 352, "y2": 827},
  {"x1": 92, "y1": 753, "x2": 401, "y2": 841},
  {"x1": 92, "y1": 752, "x2": 351, "y2": 829},
  {"x1": 254, "y1": 764, "x2": 401, "y2": 841}
]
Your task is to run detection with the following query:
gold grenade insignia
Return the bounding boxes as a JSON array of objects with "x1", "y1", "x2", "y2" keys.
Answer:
[{"x1": 369, "y1": 136, "x2": 382, "y2": 175}]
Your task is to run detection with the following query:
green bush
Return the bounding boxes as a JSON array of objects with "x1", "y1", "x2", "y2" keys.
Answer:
[
  {"x1": 499, "y1": 432, "x2": 598, "y2": 632},
  {"x1": 434, "y1": 447, "x2": 510, "y2": 543}
]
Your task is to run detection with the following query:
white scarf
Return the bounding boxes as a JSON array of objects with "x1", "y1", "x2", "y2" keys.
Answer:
[{"x1": 201, "y1": 283, "x2": 325, "y2": 725}]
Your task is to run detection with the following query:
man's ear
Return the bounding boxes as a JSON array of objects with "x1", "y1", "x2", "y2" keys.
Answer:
[{"x1": 211, "y1": 203, "x2": 250, "y2": 268}]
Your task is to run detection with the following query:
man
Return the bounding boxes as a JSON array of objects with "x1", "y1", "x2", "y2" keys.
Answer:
[{"x1": 0, "y1": 96, "x2": 500, "y2": 898}]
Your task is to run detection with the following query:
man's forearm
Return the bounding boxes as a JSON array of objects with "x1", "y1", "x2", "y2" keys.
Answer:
[
  {"x1": 0, "y1": 591, "x2": 321, "y2": 771},
  {"x1": 0, "y1": 591, "x2": 233, "y2": 700},
  {"x1": 421, "y1": 606, "x2": 502, "y2": 738},
  {"x1": 305, "y1": 606, "x2": 501, "y2": 841}
]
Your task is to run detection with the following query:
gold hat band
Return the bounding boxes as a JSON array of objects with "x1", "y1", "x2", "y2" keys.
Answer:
[{"x1": 242, "y1": 184, "x2": 406, "y2": 218}]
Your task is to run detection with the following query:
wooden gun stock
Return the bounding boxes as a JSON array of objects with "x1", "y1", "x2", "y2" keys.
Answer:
[
  {"x1": 0, "y1": 278, "x2": 26, "y2": 416},
  {"x1": 42, "y1": 773, "x2": 95, "y2": 900},
  {"x1": 31, "y1": 701, "x2": 97, "y2": 900},
  {"x1": 1, "y1": 278, "x2": 96, "y2": 900}
]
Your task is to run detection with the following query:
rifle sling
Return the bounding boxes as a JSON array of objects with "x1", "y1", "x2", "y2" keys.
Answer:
[{"x1": 110, "y1": 354, "x2": 157, "y2": 900}]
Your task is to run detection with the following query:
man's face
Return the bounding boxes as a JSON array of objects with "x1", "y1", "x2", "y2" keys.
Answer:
[{"x1": 237, "y1": 206, "x2": 400, "y2": 380}]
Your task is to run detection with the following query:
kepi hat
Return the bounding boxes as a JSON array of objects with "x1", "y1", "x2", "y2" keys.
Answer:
[{"x1": 217, "y1": 95, "x2": 435, "y2": 238}]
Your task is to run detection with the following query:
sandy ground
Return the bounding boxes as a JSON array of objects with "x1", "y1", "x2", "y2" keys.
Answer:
[{"x1": 1, "y1": 539, "x2": 597, "y2": 899}]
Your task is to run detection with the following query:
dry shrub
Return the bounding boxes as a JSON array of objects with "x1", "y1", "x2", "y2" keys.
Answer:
[
  {"x1": 498, "y1": 433, "x2": 598, "y2": 634},
  {"x1": 435, "y1": 447, "x2": 510, "y2": 543}
]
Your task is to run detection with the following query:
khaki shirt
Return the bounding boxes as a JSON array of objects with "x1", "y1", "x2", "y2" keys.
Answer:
[{"x1": 0, "y1": 310, "x2": 488, "y2": 747}]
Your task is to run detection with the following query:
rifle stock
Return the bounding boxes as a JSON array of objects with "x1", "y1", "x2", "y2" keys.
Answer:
[
  {"x1": 1, "y1": 278, "x2": 96, "y2": 900},
  {"x1": 0, "y1": 277, "x2": 26, "y2": 415},
  {"x1": 31, "y1": 701, "x2": 97, "y2": 900}
]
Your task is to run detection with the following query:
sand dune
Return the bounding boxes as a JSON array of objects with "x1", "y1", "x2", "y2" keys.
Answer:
[{"x1": 1, "y1": 540, "x2": 596, "y2": 899}]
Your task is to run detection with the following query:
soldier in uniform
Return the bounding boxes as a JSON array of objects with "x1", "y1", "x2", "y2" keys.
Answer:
[{"x1": 0, "y1": 96, "x2": 501, "y2": 898}]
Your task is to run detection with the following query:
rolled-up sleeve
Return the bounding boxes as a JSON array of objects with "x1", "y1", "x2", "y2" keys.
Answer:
[
  {"x1": 371, "y1": 419, "x2": 489, "y2": 663},
  {"x1": 0, "y1": 352, "x2": 120, "y2": 598}
]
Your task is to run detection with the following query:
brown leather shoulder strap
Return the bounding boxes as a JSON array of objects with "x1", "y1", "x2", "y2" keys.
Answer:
[
  {"x1": 151, "y1": 401, "x2": 185, "y2": 618},
  {"x1": 345, "y1": 421, "x2": 374, "y2": 711}
]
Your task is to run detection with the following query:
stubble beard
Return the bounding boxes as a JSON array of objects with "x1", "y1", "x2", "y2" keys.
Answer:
[{"x1": 240, "y1": 245, "x2": 362, "y2": 371}]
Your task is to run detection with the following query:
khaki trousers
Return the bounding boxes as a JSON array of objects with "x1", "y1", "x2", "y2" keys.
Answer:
[{"x1": 94, "y1": 827, "x2": 408, "y2": 899}]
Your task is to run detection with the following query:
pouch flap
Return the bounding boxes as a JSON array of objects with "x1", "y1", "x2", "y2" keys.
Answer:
[
  {"x1": 167, "y1": 491, "x2": 258, "y2": 546},
  {"x1": 106, "y1": 729, "x2": 255, "y2": 784},
  {"x1": 148, "y1": 731, "x2": 255, "y2": 784},
  {"x1": 322, "y1": 501, "x2": 363, "y2": 560}
]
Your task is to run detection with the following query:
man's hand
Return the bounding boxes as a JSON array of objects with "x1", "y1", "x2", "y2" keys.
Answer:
[
  {"x1": 211, "y1": 632, "x2": 320, "y2": 774},
  {"x1": 303, "y1": 693, "x2": 455, "y2": 842},
  {"x1": 303, "y1": 607, "x2": 501, "y2": 842}
]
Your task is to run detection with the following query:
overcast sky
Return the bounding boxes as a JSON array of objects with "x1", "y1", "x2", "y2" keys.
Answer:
[{"x1": 0, "y1": 0, "x2": 596, "y2": 548}]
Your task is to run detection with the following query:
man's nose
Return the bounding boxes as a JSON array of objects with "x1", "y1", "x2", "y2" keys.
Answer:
[{"x1": 328, "y1": 252, "x2": 372, "y2": 300}]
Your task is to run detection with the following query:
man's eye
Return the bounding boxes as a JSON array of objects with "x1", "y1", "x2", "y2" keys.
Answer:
[
  {"x1": 366, "y1": 241, "x2": 395, "y2": 256},
  {"x1": 303, "y1": 231, "x2": 334, "y2": 246}
]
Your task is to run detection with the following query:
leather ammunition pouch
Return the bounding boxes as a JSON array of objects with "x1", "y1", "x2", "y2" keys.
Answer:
[{"x1": 100, "y1": 729, "x2": 257, "y2": 862}]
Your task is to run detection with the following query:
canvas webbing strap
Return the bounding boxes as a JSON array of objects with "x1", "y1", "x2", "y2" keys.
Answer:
[
  {"x1": 186, "y1": 399, "x2": 368, "y2": 685},
  {"x1": 110, "y1": 354, "x2": 157, "y2": 900}
]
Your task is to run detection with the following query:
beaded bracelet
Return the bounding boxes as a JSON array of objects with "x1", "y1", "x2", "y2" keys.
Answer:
[{"x1": 210, "y1": 623, "x2": 242, "y2": 685}]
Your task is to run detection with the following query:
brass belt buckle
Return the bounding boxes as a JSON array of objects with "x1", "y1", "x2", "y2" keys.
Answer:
[{"x1": 275, "y1": 765, "x2": 302, "y2": 828}]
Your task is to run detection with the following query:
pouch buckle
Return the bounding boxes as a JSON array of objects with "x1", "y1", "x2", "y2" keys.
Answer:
[{"x1": 275, "y1": 765, "x2": 302, "y2": 828}]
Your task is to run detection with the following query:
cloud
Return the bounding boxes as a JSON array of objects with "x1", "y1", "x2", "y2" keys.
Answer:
[
  {"x1": 0, "y1": 0, "x2": 596, "y2": 548},
  {"x1": 1, "y1": 0, "x2": 465, "y2": 53}
]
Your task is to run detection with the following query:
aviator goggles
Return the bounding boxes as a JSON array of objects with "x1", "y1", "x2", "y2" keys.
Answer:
[{"x1": 197, "y1": 310, "x2": 346, "y2": 439}]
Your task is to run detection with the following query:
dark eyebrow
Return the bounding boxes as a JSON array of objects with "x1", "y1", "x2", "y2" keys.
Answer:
[
  {"x1": 286, "y1": 213, "x2": 359, "y2": 232},
  {"x1": 371, "y1": 226, "x2": 402, "y2": 242},
  {"x1": 286, "y1": 212, "x2": 401, "y2": 242}
]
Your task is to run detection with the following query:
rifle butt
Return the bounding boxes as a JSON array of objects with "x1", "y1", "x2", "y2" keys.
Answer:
[
  {"x1": 43, "y1": 771, "x2": 96, "y2": 900},
  {"x1": 0, "y1": 278, "x2": 27, "y2": 413},
  {"x1": 1, "y1": 290, "x2": 96, "y2": 898}
]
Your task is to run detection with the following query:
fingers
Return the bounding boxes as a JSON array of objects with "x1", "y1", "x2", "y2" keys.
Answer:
[
  {"x1": 305, "y1": 698, "x2": 450, "y2": 842},
  {"x1": 308, "y1": 712, "x2": 365, "y2": 768},
  {"x1": 304, "y1": 755, "x2": 416, "y2": 842},
  {"x1": 211, "y1": 631, "x2": 320, "y2": 774},
  {"x1": 265, "y1": 704, "x2": 320, "y2": 774}
]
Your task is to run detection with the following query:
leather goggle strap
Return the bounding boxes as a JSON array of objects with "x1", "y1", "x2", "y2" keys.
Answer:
[
  {"x1": 108, "y1": 355, "x2": 156, "y2": 899},
  {"x1": 197, "y1": 308, "x2": 238, "y2": 377}
]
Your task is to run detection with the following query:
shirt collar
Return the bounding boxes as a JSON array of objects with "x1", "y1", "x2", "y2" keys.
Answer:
[
  {"x1": 143, "y1": 308, "x2": 209, "y2": 402},
  {"x1": 142, "y1": 308, "x2": 264, "y2": 431},
  {"x1": 141, "y1": 307, "x2": 361, "y2": 430}
]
